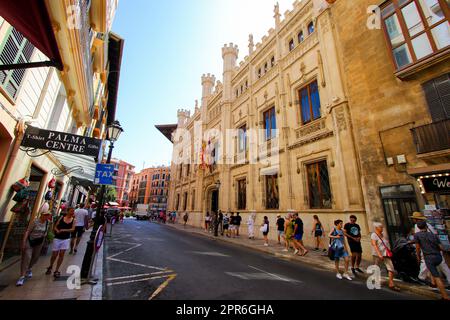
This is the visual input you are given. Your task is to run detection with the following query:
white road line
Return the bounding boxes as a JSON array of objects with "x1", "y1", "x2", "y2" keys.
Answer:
[
  {"x1": 105, "y1": 271, "x2": 174, "y2": 282},
  {"x1": 106, "y1": 275, "x2": 173, "y2": 286},
  {"x1": 149, "y1": 275, "x2": 177, "y2": 300},
  {"x1": 107, "y1": 243, "x2": 142, "y2": 259},
  {"x1": 189, "y1": 251, "x2": 231, "y2": 257},
  {"x1": 107, "y1": 257, "x2": 168, "y2": 271},
  {"x1": 248, "y1": 265, "x2": 297, "y2": 282}
]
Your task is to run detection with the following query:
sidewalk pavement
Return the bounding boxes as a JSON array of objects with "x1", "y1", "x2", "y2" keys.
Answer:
[
  {"x1": 166, "y1": 222, "x2": 443, "y2": 300},
  {"x1": 0, "y1": 231, "x2": 103, "y2": 300}
]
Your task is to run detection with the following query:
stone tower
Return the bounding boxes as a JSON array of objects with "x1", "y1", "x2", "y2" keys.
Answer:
[
  {"x1": 201, "y1": 73, "x2": 216, "y2": 123},
  {"x1": 177, "y1": 109, "x2": 190, "y2": 128},
  {"x1": 221, "y1": 43, "x2": 239, "y2": 102}
]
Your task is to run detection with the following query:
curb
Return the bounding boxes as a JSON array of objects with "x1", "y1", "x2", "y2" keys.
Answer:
[{"x1": 164, "y1": 223, "x2": 442, "y2": 300}]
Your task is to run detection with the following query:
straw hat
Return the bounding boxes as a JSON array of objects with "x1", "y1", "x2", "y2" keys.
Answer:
[{"x1": 411, "y1": 212, "x2": 427, "y2": 220}]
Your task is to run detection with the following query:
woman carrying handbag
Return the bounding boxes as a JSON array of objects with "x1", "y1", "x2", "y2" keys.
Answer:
[
  {"x1": 260, "y1": 216, "x2": 269, "y2": 246},
  {"x1": 371, "y1": 222, "x2": 400, "y2": 292},
  {"x1": 16, "y1": 208, "x2": 52, "y2": 286}
]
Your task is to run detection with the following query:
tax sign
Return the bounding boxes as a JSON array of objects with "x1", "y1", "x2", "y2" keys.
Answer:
[{"x1": 95, "y1": 164, "x2": 115, "y2": 186}]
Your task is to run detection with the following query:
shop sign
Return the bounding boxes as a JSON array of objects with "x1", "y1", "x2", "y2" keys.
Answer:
[
  {"x1": 421, "y1": 176, "x2": 450, "y2": 193},
  {"x1": 21, "y1": 126, "x2": 102, "y2": 157}
]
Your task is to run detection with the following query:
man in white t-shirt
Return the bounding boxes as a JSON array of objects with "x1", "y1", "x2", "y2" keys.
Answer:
[{"x1": 70, "y1": 203, "x2": 89, "y2": 254}]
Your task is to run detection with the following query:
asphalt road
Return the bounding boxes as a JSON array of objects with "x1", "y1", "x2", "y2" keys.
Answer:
[{"x1": 102, "y1": 219, "x2": 423, "y2": 300}]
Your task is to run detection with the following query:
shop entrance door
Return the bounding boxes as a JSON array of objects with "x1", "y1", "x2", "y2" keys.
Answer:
[{"x1": 381, "y1": 185, "x2": 418, "y2": 246}]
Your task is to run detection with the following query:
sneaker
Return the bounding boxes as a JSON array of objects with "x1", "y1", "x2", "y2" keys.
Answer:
[
  {"x1": 264, "y1": 243, "x2": 269, "y2": 247},
  {"x1": 343, "y1": 273, "x2": 353, "y2": 281},
  {"x1": 282, "y1": 248, "x2": 289, "y2": 252},
  {"x1": 336, "y1": 273, "x2": 343, "y2": 280},
  {"x1": 356, "y1": 268, "x2": 364, "y2": 274},
  {"x1": 25, "y1": 270, "x2": 32, "y2": 279},
  {"x1": 294, "y1": 249, "x2": 299, "y2": 255},
  {"x1": 16, "y1": 277, "x2": 25, "y2": 287},
  {"x1": 351, "y1": 268, "x2": 356, "y2": 276}
]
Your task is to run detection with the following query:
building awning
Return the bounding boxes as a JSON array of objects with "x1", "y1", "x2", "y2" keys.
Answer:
[
  {"x1": 106, "y1": 33, "x2": 125, "y2": 126},
  {"x1": 52, "y1": 151, "x2": 97, "y2": 183},
  {"x1": 155, "y1": 124, "x2": 177, "y2": 143},
  {"x1": 0, "y1": 0, "x2": 63, "y2": 70}
]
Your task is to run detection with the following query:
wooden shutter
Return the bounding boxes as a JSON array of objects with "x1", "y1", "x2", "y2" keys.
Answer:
[{"x1": 423, "y1": 73, "x2": 450, "y2": 122}]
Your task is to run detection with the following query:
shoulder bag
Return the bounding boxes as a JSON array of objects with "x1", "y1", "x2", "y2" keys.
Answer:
[{"x1": 375, "y1": 233, "x2": 393, "y2": 258}]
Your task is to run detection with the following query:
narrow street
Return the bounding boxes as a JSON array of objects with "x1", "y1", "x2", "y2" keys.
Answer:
[{"x1": 103, "y1": 219, "x2": 423, "y2": 300}]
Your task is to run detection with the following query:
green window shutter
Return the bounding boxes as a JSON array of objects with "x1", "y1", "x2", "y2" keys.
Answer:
[{"x1": 0, "y1": 27, "x2": 35, "y2": 100}]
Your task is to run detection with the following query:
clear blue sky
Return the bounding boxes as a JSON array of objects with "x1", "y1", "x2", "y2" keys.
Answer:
[{"x1": 112, "y1": 0, "x2": 293, "y2": 171}]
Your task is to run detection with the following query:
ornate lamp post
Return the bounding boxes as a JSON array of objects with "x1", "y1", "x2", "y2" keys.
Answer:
[{"x1": 81, "y1": 120, "x2": 123, "y2": 283}]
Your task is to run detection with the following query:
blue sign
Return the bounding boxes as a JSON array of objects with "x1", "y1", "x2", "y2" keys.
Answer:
[{"x1": 94, "y1": 164, "x2": 115, "y2": 185}]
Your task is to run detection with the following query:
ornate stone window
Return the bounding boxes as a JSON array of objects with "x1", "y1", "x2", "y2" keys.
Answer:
[
  {"x1": 237, "y1": 178, "x2": 247, "y2": 210},
  {"x1": 263, "y1": 107, "x2": 277, "y2": 141},
  {"x1": 265, "y1": 175, "x2": 279, "y2": 209},
  {"x1": 289, "y1": 38, "x2": 295, "y2": 51},
  {"x1": 380, "y1": 0, "x2": 450, "y2": 73},
  {"x1": 306, "y1": 161, "x2": 332, "y2": 209},
  {"x1": 299, "y1": 80, "x2": 321, "y2": 124},
  {"x1": 308, "y1": 21, "x2": 315, "y2": 35},
  {"x1": 298, "y1": 31, "x2": 304, "y2": 43},
  {"x1": 238, "y1": 125, "x2": 247, "y2": 152},
  {"x1": 271, "y1": 56, "x2": 275, "y2": 67}
]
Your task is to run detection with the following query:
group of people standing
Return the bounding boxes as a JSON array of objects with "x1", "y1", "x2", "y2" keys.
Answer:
[
  {"x1": 16, "y1": 203, "x2": 90, "y2": 287},
  {"x1": 204, "y1": 211, "x2": 242, "y2": 238}
]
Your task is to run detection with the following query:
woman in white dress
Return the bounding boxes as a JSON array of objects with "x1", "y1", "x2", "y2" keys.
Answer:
[{"x1": 247, "y1": 212, "x2": 256, "y2": 239}]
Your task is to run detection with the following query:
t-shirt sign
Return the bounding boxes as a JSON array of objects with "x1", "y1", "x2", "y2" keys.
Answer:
[{"x1": 21, "y1": 126, "x2": 102, "y2": 157}]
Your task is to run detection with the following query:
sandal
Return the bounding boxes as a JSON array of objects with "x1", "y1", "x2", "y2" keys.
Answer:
[
  {"x1": 45, "y1": 267, "x2": 52, "y2": 275},
  {"x1": 53, "y1": 271, "x2": 61, "y2": 279},
  {"x1": 302, "y1": 250, "x2": 309, "y2": 256}
]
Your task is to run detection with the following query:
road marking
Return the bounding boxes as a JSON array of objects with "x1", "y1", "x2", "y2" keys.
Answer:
[
  {"x1": 248, "y1": 265, "x2": 295, "y2": 282},
  {"x1": 189, "y1": 251, "x2": 231, "y2": 257},
  {"x1": 107, "y1": 275, "x2": 173, "y2": 286},
  {"x1": 225, "y1": 272, "x2": 301, "y2": 283},
  {"x1": 146, "y1": 238, "x2": 165, "y2": 242},
  {"x1": 105, "y1": 271, "x2": 173, "y2": 282},
  {"x1": 107, "y1": 243, "x2": 142, "y2": 259},
  {"x1": 107, "y1": 257, "x2": 168, "y2": 271},
  {"x1": 149, "y1": 274, "x2": 177, "y2": 300}
]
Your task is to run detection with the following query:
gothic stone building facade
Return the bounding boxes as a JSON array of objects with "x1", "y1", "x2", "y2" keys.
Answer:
[{"x1": 165, "y1": 0, "x2": 370, "y2": 253}]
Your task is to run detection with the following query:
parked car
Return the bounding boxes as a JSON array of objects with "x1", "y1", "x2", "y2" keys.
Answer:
[{"x1": 136, "y1": 204, "x2": 150, "y2": 220}]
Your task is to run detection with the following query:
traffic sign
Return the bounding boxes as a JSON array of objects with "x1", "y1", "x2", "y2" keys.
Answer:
[{"x1": 94, "y1": 164, "x2": 115, "y2": 185}]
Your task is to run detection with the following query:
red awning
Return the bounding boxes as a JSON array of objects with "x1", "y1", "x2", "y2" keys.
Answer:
[{"x1": 0, "y1": 0, "x2": 63, "y2": 70}]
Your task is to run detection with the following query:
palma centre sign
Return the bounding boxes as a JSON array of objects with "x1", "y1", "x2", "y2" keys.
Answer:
[{"x1": 21, "y1": 126, "x2": 102, "y2": 157}]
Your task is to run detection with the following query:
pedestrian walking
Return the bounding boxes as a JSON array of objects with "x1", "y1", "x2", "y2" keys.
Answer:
[
  {"x1": 292, "y1": 213, "x2": 308, "y2": 256},
  {"x1": 16, "y1": 207, "x2": 52, "y2": 286},
  {"x1": 260, "y1": 216, "x2": 269, "y2": 246},
  {"x1": 205, "y1": 212, "x2": 211, "y2": 232},
  {"x1": 344, "y1": 215, "x2": 364, "y2": 275},
  {"x1": 284, "y1": 213, "x2": 294, "y2": 252},
  {"x1": 414, "y1": 220, "x2": 449, "y2": 300},
  {"x1": 183, "y1": 212, "x2": 189, "y2": 227},
  {"x1": 235, "y1": 212, "x2": 242, "y2": 237},
  {"x1": 311, "y1": 215, "x2": 326, "y2": 252},
  {"x1": 329, "y1": 220, "x2": 352, "y2": 281},
  {"x1": 411, "y1": 211, "x2": 450, "y2": 288},
  {"x1": 223, "y1": 213, "x2": 230, "y2": 237},
  {"x1": 70, "y1": 203, "x2": 89, "y2": 255},
  {"x1": 218, "y1": 210, "x2": 224, "y2": 235},
  {"x1": 247, "y1": 212, "x2": 256, "y2": 239},
  {"x1": 46, "y1": 207, "x2": 77, "y2": 279},
  {"x1": 276, "y1": 214, "x2": 285, "y2": 246},
  {"x1": 229, "y1": 212, "x2": 236, "y2": 238},
  {"x1": 371, "y1": 222, "x2": 400, "y2": 291}
]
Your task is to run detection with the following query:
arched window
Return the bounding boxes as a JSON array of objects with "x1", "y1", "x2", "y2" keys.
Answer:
[
  {"x1": 271, "y1": 56, "x2": 275, "y2": 67},
  {"x1": 308, "y1": 22, "x2": 314, "y2": 35},
  {"x1": 298, "y1": 31, "x2": 304, "y2": 43},
  {"x1": 264, "y1": 62, "x2": 268, "y2": 73},
  {"x1": 258, "y1": 68, "x2": 262, "y2": 78},
  {"x1": 289, "y1": 39, "x2": 295, "y2": 51}
]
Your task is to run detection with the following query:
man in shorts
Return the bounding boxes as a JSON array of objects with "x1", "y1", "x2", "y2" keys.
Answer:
[
  {"x1": 344, "y1": 215, "x2": 364, "y2": 275},
  {"x1": 276, "y1": 214, "x2": 285, "y2": 245},
  {"x1": 70, "y1": 203, "x2": 89, "y2": 254},
  {"x1": 292, "y1": 213, "x2": 308, "y2": 256}
]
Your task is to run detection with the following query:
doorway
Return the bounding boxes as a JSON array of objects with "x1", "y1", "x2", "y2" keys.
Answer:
[
  {"x1": 381, "y1": 185, "x2": 419, "y2": 246},
  {"x1": 211, "y1": 189, "x2": 219, "y2": 214}
]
